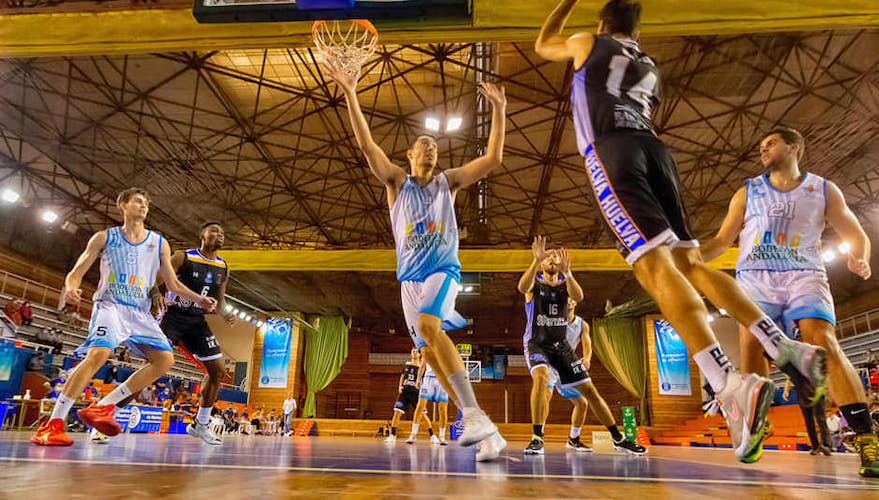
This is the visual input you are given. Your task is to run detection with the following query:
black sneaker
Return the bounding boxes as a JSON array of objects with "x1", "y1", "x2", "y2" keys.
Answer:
[
  {"x1": 565, "y1": 436, "x2": 593, "y2": 453},
  {"x1": 524, "y1": 436, "x2": 544, "y2": 455},
  {"x1": 614, "y1": 438, "x2": 647, "y2": 455}
]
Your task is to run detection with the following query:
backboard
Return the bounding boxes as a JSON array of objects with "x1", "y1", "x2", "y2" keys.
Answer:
[{"x1": 193, "y1": 0, "x2": 472, "y2": 24}]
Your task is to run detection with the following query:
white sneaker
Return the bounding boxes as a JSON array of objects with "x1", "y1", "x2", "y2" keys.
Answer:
[
  {"x1": 90, "y1": 427, "x2": 108, "y2": 444},
  {"x1": 384, "y1": 434, "x2": 396, "y2": 444},
  {"x1": 458, "y1": 408, "x2": 497, "y2": 447},
  {"x1": 406, "y1": 435, "x2": 416, "y2": 444},
  {"x1": 187, "y1": 421, "x2": 223, "y2": 446},
  {"x1": 716, "y1": 371, "x2": 774, "y2": 463},
  {"x1": 430, "y1": 434, "x2": 440, "y2": 445},
  {"x1": 776, "y1": 336, "x2": 827, "y2": 407},
  {"x1": 475, "y1": 432, "x2": 507, "y2": 462}
]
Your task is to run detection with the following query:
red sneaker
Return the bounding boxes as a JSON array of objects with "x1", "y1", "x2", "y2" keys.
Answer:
[
  {"x1": 77, "y1": 403, "x2": 122, "y2": 436},
  {"x1": 31, "y1": 418, "x2": 74, "y2": 446}
]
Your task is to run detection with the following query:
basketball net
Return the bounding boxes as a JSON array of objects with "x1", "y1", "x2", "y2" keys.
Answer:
[{"x1": 313, "y1": 19, "x2": 378, "y2": 77}]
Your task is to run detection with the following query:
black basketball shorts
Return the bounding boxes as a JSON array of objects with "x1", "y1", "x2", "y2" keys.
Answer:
[
  {"x1": 525, "y1": 340, "x2": 589, "y2": 388},
  {"x1": 160, "y1": 310, "x2": 221, "y2": 362},
  {"x1": 394, "y1": 386, "x2": 420, "y2": 414},
  {"x1": 584, "y1": 131, "x2": 696, "y2": 265}
]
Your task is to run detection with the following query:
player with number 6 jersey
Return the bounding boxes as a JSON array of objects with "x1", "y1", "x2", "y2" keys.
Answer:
[{"x1": 154, "y1": 222, "x2": 236, "y2": 446}]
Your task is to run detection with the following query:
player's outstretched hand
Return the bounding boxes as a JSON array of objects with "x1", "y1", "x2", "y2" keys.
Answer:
[
  {"x1": 150, "y1": 293, "x2": 167, "y2": 317},
  {"x1": 64, "y1": 287, "x2": 83, "y2": 306},
  {"x1": 847, "y1": 254, "x2": 872, "y2": 280},
  {"x1": 478, "y1": 81, "x2": 506, "y2": 108},
  {"x1": 532, "y1": 235, "x2": 549, "y2": 262},
  {"x1": 557, "y1": 247, "x2": 571, "y2": 274},
  {"x1": 323, "y1": 57, "x2": 360, "y2": 94},
  {"x1": 199, "y1": 296, "x2": 218, "y2": 313}
]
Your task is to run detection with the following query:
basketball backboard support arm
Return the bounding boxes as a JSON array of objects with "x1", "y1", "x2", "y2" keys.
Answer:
[{"x1": 193, "y1": 0, "x2": 472, "y2": 24}]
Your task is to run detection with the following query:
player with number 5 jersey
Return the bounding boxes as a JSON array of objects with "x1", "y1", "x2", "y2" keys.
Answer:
[{"x1": 32, "y1": 188, "x2": 217, "y2": 447}]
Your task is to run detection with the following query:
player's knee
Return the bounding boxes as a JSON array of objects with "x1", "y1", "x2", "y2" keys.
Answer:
[
  {"x1": 416, "y1": 315, "x2": 441, "y2": 340},
  {"x1": 86, "y1": 347, "x2": 112, "y2": 366}
]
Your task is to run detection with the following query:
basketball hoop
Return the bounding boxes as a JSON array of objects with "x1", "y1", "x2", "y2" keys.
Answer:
[{"x1": 312, "y1": 19, "x2": 378, "y2": 77}]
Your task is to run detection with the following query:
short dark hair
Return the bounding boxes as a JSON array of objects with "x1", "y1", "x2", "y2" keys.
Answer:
[
  {"x1": 201, "y1": 221, "x2": 222, "y2": 231},
  {"x1": 116, "y1": 187, "x2": 150, "y2": 206},
  {"x1": 410, "y1": 134, "x2": 437, "y2": 148},
  {"x1": 765, "y1": 126, "x2": 805, "y2": 161},
  {"x1": 599, "y1": 0, "x2": 641, "y2": 37}
]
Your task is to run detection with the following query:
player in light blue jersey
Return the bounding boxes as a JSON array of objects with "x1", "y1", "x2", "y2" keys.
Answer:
[
  {"x1": 32, "y1": 187, "x2": 217, "y2": 447},
  {"x1": 702, "y1": 127, "x2": 878, "y2": 477},
  {"x1": 325, "y1": 58, "x2": 508, "y2": 461}
]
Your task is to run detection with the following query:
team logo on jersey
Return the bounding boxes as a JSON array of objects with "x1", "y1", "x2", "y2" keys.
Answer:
[
  {"x1": 148, "y1": 243, "x2": 154, "y2": 249},
  {"x1": 206, "y1": 271, "x2": 213, "y2": 284}
]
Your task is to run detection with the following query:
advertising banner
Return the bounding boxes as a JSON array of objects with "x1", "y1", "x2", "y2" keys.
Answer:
[
  {"x1": 654, "y1": 319, "x2": 691, "y2": 396},
  {"x1": 258, "y1": 318, "x2": 292, "y2": 388}
]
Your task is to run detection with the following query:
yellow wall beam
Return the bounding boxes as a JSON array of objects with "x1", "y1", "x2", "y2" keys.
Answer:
[
  {"x1": 218, "y1": 248, "x2": 739, "y2": 272},
  {"x1": 1, "y1": 1, "x2": 877, "y2": 57}
]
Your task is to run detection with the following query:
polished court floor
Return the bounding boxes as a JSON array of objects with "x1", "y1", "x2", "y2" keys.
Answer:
[{"x1": 0, "y1": 432, "x2": 875, "y2": 499}]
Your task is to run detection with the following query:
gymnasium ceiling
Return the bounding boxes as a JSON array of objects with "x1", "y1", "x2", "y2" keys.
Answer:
[{"x1": 0, "y1": 2, "x2": 878, "y2": 342}]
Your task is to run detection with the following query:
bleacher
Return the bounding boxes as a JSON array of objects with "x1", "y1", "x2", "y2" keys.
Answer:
[{"x1": 0, "y1": 268, "x2": 205, "y2": 383}]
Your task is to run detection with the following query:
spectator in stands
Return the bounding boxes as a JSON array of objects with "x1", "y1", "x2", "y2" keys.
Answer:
[
  {"x1": 104, "y1": 363, "x2": 121, "y2": 386},
  {"x1": 865, "y1": 349, "x2": 879, "y2": 371},
  {"x1": 82, "y1": 381, "x2": 98, "y2": 403},
  {"x1": 250, "y1": 407, "x2": 263, "y2": 435},
  {"x1": 283, "y1": 392, "x2": 298, "y2": 436},
  {"x1": 28, "y1": 351, "x2": 47, "y2": 373},
  {"x1": 138, "y1": 384, "x2": 156, "y2": 405},
  {"x1": 870, "y1": 367, "x2": 879, "y2": 392},
  {"x1": 827, "y1": 409, "x2": 845, "y2": 452},
  {"x1": 223, "y1": 406, "x2": 237, "y2": 433},
  {"x1": 19, "y1": 301, "x2": 33, "y2": 326},
  {"x1": 4, "y1": 299, "x2": 22, "y2": 326}
]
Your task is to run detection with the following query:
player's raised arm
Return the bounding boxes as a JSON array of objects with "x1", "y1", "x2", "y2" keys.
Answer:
[
  {"x1": 700, "y1": 187, "x2": 747, "y2": 263},
  {"x1": 557, "y1": 248, "x2": 584, "y2": 302},
  {"x1": 445, "y1": 82, "x2": 507, "y2": 192},
  {"x1": 157, "y1": 240, "x2": 217, "y2": 313},
  {"x1": 519, "y1": 236, "x2": 549, "y2": 297},
  {"x1": 826, "y1": 181, "x2": 872, "y2": 279},
  {"x1": 324, "y1": 58, "x2": 406, "y2": 189},
  {"x1": 535, "y1": 0, "x2": 594, "y2": 67},
  {"x1": 63, "y1": 230, "x2": 108, "y2": 306}
]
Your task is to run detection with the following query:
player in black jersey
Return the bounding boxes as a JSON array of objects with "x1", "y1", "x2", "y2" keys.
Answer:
[
  {"x1": 152, "y1": 222, "x2": 234, "y2": 445},
  {"x1": 385, "y1": 348, "x2": 425, "y2": 443},
  {"x1": 519, "y1": 236, "x2": 645, "y2": 456},
  {"x1": 536, "y1": 1, "x2": 828, "y2": 463}
]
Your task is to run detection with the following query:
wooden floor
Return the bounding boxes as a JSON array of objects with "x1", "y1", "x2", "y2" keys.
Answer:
[{"x1": 0, "y1": 431, "x2": 875, "y2": 499}]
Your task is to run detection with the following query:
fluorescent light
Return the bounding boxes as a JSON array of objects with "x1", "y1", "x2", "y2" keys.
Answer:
[
  {"x1": 41, "y1": 210, "x2": 58, "y2": 223},
  {"x1": 463, "y1": 285, "x2": 474, "y2": 293},
  {"x1": 1, "y1": 189, "x2": 19, "y2": 203},
  {"x1": 245, "y1": 314, "x2": 252, "y2": 321},
  {"x1": 238, "y1": 311, "x2": 247, "y2": 319},
  {"x1": 718, "y1": 309, "x2": 727, "y2": 316},
  {"x1": 822, "y1": 250, "x2": 836, "y2": 262},
  {"x1": 232, "y1": 308, "x2": 239, "y2": 315},
  {"x1": 707, "y1": 314, "x2": 716, "y2": 323},
  {"x1": 838, "y1": 242, "x2": 850, "y2": 254},
  {"x1": 425, "y1": 116, "x2": 440, "y2": 132},
  {"x1": 225, "y1": 304, "x2": 233, "y2": 312},
  {"x1": 256, "y1": 320, "x2": 264, "y2": 327},
  {"x1": 446, "y1": 116, "x2": 463, "y2": 132}
]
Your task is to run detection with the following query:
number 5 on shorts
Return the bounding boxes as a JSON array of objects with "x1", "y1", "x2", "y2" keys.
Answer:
[{"x1": 95, "y1": 326, "x2": 108, "y2": 337}]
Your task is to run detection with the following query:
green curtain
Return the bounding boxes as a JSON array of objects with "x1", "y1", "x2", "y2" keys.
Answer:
[
  {"x1": 302, "y1": 316, "x2": 349, "y2": 418},
  {"x1": 591, "y1": 316, "x2": 649, "y2": 425}
]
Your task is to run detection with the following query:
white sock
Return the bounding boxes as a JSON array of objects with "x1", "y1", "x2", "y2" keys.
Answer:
[
  {"x1": 693, "y1": 342, "x2": 733, "y2": 393},
  {"x1": 98, "y1": 382, "x2": 132, "y2": 407},
  {"x1": 197, "y1": 406, "x2": 212, "y2": 425},
  {"x1": 439, "y1": 427, "x2": 446, "y2": 440},
  {"x1": 50, "y1": 395, "x2": 75, "y2": 421},
  {"x1": 410, "y1": 423, "x2": 419, "y2": 436},
  {"x1": 447, "y1": 371, "x2": 479, "y2": 409},
  {"x1": 748, "y1": 316, "x2": 783, "y2": 360},
  {"x1": 570, "y1": 426, "x2": 581, "y2": 439}
]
